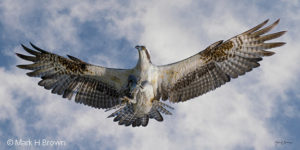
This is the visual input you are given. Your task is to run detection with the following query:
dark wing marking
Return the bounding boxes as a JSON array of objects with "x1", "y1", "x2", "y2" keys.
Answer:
[
  {"x1": 158, "y1": 19, "x2": 286, "y2": 102},
  {"x1": 17, "y1": 43, "x2": 133, "y2": 109}
]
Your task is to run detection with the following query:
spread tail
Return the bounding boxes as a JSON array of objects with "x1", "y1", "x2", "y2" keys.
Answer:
[{"x1": 107, "y1": 101, "x2": 173, "y2": 127}]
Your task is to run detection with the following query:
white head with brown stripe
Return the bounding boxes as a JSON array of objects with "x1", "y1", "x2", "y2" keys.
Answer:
[{"x1": 135, "y1": 45, "x2": 152, "y2": 65}]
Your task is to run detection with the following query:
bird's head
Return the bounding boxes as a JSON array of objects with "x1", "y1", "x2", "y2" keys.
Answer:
[
  {"x1": 135, "y1": 45, "x2": 146, "y2": 51},
  {"x1": 135, "y1": 45, "x2": 151, "y2": 63}
]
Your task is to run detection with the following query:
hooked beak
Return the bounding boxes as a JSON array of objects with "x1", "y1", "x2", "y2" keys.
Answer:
[{"x1": 135, "y1": 45, "x2": 145, "y2": 51}]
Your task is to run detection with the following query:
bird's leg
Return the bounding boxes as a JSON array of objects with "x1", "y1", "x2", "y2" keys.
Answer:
[
  {"x1": 121, "y1": 96, "x2": 137, "y2": 104},
  {"x1": 136, "y1": 77, "x2": 144, "y2": 89},
  {"x1": 136, "y1": 83, "x2": 143, "y2": 89},
  {"x1": 121, "y1": 78, "x2": 145, "y2": 104},
  {"x1": 105, "y1": 101, "x2": 127, "y2": 112},
  {"x1": 127, "y1": 81, "x2": 144, "y2": 104}
]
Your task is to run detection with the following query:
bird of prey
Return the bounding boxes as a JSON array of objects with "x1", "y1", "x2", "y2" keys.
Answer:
[{"x1": 17, "y1": 19, "x2": 286, "y2": 127}]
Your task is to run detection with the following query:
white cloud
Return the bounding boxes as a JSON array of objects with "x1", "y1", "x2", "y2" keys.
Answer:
[
  {"x1": 0, "y1": 68, "x2": 35, "y2": 138},
  {"x1": 0, "y1": 0, "x2": 300, "y2": 150}
]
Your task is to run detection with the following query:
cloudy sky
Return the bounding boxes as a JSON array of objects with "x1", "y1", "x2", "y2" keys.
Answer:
[{"x1": 0, "y1": 0, "x2": 299, "y2": 150}]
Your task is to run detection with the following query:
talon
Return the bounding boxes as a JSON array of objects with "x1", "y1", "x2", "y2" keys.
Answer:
[
  {"x1": 138, "y1": 84, "x2": 143, "y2": 89},
  {"x1": 121, "y1": 96, "x2": 131, "y2": 102},
  {"x1": 121, "y1": 96, "x2": 137, "y2": 104}
]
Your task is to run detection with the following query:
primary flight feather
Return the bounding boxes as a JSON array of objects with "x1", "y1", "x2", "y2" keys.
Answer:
[{"x1": 17, "y1": 19, "x2": 286, "y2": 127}]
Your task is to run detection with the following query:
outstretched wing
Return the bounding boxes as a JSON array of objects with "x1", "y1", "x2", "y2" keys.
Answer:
[
  {"x1": 17, "y1": 43, "x2": 133, "y2": 109},
  {"x1": 158, "y1": 19, "x2": 286, "y2": 102}
]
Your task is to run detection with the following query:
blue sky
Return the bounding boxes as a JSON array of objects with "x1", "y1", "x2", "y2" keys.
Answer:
[{"x1": 0, "y1": 0, "x2": 300, "y2": 150}]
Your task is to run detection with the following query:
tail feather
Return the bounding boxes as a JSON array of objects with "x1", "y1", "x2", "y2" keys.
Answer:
[
  {"x1": 106, "y1": 102, "x2": 127, "y2": 118},
  {"x1": 113, "y1": 115, "x2": 121, "y2": 122},
  {"x1": 152, "y1": 101, "x2": 174, "y2": 115},
  {"x1": 133, "y1": 118, "x2": 142, "y2": 127},
  {"x1": 141, "y1": 115, "x2": 149, "y2": 127},
  {"x1": 117, "y1": 104, "x2": 134, "y2": 125},
  {"x1": 119, "y1": 113, "x2": 133, "y2": 126},
  {"x1": 149, "y1": 109, "x2": 163, "y2": 122},
  {"x1": 107, "y1": 100, "x2": 174, "y2": 127}
]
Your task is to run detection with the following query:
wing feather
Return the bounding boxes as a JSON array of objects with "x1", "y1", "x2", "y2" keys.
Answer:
[
  {"x1": 17, "y1": 44, "x2": 133, "y2": 109},
  {"x1": 158, "y1": 19, "x2": 286, "y2": 102}
]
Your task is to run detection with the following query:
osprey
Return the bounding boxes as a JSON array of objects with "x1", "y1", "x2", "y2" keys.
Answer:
[{"x1": 17, "y1": 19, "x2": 286, "y2": 127}]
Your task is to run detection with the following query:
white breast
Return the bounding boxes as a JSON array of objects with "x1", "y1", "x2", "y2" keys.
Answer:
[{"x1": 134, "y1": 82, "x2": 154, "y2": 117}]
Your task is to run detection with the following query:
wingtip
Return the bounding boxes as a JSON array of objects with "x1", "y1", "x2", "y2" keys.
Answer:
[
  {"x1": 26, "y1": 72, "x2": 35, "y2": 77},
  {"x1": 272, "y1": 19, "x2": 280, "y2": 26},
  {"x1": 16, "y1": 64, "x2": 23, "y2": 69},
  {"x1": 15, "y1": 53, "x2": 24, "y2": 58},
  {"x1": 242, "y1": 19, "x2": 270, "y2": 35},
  {"x1": 263, "y1": 50, "x2": 275, "y2": 56},
  {"x1": 19, "y1": 43, "x2": 42, "y2": 56},
  {"x1": 29, "y1": 42, "x2": 48, "y2": 53},
  {"x1": 279, "y1": 31, "x2": 287, "y2": 35},
  {"x1": 21, "y1": 43, "x2": 26, "y2": 48},
  {"x1": 267, "y1": 19, "x2": 280, "y2": 29},
  {"x1": 29, "y1": 42, "x2": 38, "y2": 49},
  {"x1": 264, "y1": 19, "x2": 270, "y2": 24},
  {"x1": 261, "y1": 19, "x2": 270, "y2": 27},
  {"x1": 20, "y1": 44, "x2": 30, "y2": 51},
  {"x1": 29, "y1": 42, "x2": 37, "y2": 49},
  {"x1": 16, "y1": 64, "x2": 27, "y2": 69},
  {"x1": 29, "y1": 42, "x2": 34, "y2": 47},
  {"x1": 251, "y1": 19, "x2": 283, "y2": 37},
  {"x1": 15, "y1": 53, "x2": 37, "y2": 62},
  {"x1": 276, "y1": 42, "x2": 286, "y2": 47}
]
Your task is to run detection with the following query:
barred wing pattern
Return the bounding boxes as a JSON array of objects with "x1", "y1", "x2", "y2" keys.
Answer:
[
  {"x1": 17, "y1": 43, "x2": 132, "y2": 109},
  {"x1": 158, "y1": 19, "x2": 286, "y2": 102}
]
